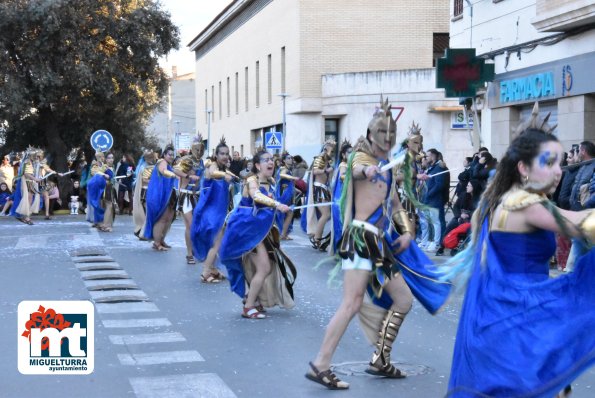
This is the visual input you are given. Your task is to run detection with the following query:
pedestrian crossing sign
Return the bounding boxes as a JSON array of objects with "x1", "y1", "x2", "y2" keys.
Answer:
[{"x1": 265, "y1": 131, "x2": 283, "y2": 150}]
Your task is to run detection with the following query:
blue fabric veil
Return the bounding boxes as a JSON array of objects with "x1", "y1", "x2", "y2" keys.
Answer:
[
  {"x1": 87, "y1": 169, "x2": 112, "y2": 223},
  {"x1": 142, "y1": 162, "x2": 175, "y2": 240}
]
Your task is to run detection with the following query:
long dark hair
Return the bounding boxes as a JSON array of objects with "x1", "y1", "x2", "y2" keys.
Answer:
[
  {"x1": 0, "y1": 182, "x2": 11, "y2": 194},
  {"x1": 251, "y1": 150, "x2": 270, "y2": 174},
  {"x1": 474, "y1": 128, "x2": 559, "y2": 232}
]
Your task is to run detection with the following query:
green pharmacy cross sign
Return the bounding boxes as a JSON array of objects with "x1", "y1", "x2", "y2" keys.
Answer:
[{"x1": 436, "y1": 48, "x2": 494, "y2": 98}]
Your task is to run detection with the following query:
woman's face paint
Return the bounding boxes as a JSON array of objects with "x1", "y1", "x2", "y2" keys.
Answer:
[{"x1": 525, "y1": 142, "x2": 564, "y2": 194}]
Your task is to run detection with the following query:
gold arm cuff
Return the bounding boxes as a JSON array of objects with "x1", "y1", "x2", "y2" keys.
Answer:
[
  {"x1": 279, "y1": 173, "x2": 296, "y2": 181},
  {"x1": 161, "y1": 169, "x2": 176, "y2": 178},
  {"x1": 579, "y1": 210, "x2": 595, "y2": 244},
  {"x1": 392, "y1": 209, "x2": 414, "y2": 236},
  {"x1": 253, "y1": 191, "x2": 279, "y2": 208},
  {"x1": 211, "y1": 170, "x2": 227, "y2": 179},
  {"x1": 312, "y1": 156, "x2": 326, "y2": 170}
]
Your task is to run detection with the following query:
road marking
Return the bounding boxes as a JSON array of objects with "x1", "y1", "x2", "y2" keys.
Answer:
[
  {"x1": 85, "y1": 279, "x2": 139, "y2": 290},
  {"x1": 89, "y1": 289, "x2": 149, "y2": 302},
  {"x1": 129, "y1": 373, "x2": 237, "y2": 398},
  {"x1": 95, "y1": 302, "x2": 159, "y2": 314},
  {"x1": 118, "y1": 350, "x2": 204, "y2": 366},
  {"x1": 102, "y1": 318, "x2": 172, "y2": 328},
  {"x1": 109, "y1": 332, "x2": 186, "y2": 345},
  {"x1": 15, "y1": 236, "x2": 47, "y2": 249}
]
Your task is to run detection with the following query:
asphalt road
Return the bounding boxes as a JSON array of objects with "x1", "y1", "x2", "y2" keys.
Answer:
[{"x1": 0, "y1": 214, "x2": 593, "y2": 398}]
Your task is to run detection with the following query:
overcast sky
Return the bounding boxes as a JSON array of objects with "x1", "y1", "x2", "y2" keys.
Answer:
[{"x1": 158, "y1": 0, "x2": 232, "y2": 76}]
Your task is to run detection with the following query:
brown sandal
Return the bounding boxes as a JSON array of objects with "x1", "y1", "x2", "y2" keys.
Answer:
[
  {"x1": 305, "y1": 362, "x2": 349, "y2": 390},
  {"x1": 152, "y1": 243, "x2": 168, "y2": 251},
  {"x1": 365, "y1": 362, "x2": 406, "y2": 379},
  {"x1": 200, "y1": 274, "x2": 221, "y2": 283},
  {"x1": 186, "y1": 256, "x2": 196, "y2": 265},
  {"x1": 242, "y1": 306, "x2": 266, "y2": 319}
]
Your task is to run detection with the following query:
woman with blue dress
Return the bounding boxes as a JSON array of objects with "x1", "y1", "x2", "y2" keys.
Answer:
[
  {"x1": 87, "y1": 152, "x2": 116, "y2": 232},
  {"x1": 219, "y1": 150, "x2": 297, "y2": 319},
  {"x1": 275, "y1": 152, "x2": 298, "y2": 240},
  {"x1": 443, "y1": 103, "x2": 595, "y2": 398},
  {"x1": 329, "y1": 139, "x2": 352, "y2": 254}
]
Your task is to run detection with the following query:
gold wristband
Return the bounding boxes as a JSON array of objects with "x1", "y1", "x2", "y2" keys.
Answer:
[
  {"x1": 161, "y1": 169, "x2": 176, "y2": 178},
  {"x1": 579, "y1": 210, "x2": 595, "y2": 244},
  {"x1": 211, "y1": 170, "x2": 227, "y2": 179},
  {"x1": 253, "y1": 191, "x2": 280, "y2": 208},
  {"x1": 392, "y1": 209, "x2": 414, "y2": 236}
]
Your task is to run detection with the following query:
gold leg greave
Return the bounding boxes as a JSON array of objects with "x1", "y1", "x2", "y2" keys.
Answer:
[{"x1": 368, "y1": 309, "x2": 408, "y2": 378}]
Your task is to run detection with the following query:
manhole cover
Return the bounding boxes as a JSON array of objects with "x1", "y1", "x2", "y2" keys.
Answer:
[{"x1": 332, "y1": 361, "x2": 433, "y2": 377}]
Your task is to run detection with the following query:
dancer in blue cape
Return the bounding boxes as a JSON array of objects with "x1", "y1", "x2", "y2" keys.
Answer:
[
  {"x1": 275, "y1": 151, "x2": 298, "y2": 240},
  {"x1": 442, "y1": 103, "x2": 595, "y2": 398},
  {"x1": 87, "y1": 152, "x2": 116, "y2": 232},
  {"x1": 219, "y1": 149, "x2": 297, "y2": 319},
  {"x1": 329, "y1": 139, "x2": 352, "y2": 254},
  {"x1": 142, "y1": 146, "x2": 179, "y2": 250},
  {"x1": 190, "y1": 137, "x2": 235, "y2": 283},
  {"x1": 174, "y1": 137, "x2": 204, "y2": 264},
  {"x1": 133, "y1": 150, "x2": 158, "y2": 239},
  {"x1": 302, "y1": 140, "x2": 336, "y2": 251},
  {"x1": 306, "y1": 97, "x2": 450, "y2": 391}
]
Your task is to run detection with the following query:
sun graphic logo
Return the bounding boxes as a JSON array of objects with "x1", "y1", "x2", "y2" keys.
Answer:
[{"x1": 18, "y1": 301, "x2": 94, "y2": 375}]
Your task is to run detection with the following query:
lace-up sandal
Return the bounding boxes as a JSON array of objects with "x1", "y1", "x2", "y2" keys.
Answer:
[
  {"x1": 305, "y1": 362, "x2": 349, "y2": 390},
  {"x1": 186, "y1": 256, "x2": 196, "y2": 265}
]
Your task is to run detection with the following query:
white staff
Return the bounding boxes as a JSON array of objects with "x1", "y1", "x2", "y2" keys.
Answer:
[
  {"x1": 41, "y1": 170, "x2": 74, "y2": 180},
  {"x1": 292, "y1": 202, "x2": 333, "y2": 211}
]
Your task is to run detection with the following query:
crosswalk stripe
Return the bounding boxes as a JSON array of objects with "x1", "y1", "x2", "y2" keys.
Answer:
[
  {"x1": 109, "y1": 332, "x2": 186, "y2": 345},
  {"x1": 129, "y1": 373, "x2": 237, "y2": 398},
  {"x1": 102, "y1": 318, "x2": 172, "y2": 328},
  {"x1": 95, "y1": 302, "x2": 159, "y2": 314},
  {"x1": 118, "y1": 350, "x2": 204, "y2": 366}
]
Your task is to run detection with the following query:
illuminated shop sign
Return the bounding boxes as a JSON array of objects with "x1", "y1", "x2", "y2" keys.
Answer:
[{"x1": 499, "y1": 72, "x2": 555, "y2": 104}]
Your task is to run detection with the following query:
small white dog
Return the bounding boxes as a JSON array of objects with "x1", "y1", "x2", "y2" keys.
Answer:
[{"x1": 70, "y1": 196, "x2": 79, "y2": 215}]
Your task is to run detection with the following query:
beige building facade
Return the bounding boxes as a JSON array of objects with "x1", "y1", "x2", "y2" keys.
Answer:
[{"x1": 189, "y1": 0, "x2": 453, "y2": 161}]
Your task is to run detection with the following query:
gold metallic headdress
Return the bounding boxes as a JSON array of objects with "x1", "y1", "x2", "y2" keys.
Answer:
[
  {"x1": 514, "y1": 102, "x2": 557, "y2": 136},
  {"x1": 408, "y1": 121, "x2": 422, "y2": 137}
]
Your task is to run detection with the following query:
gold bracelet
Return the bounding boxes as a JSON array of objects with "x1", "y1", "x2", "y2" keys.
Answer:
[
  {"x1": 161, "y1": 169, "x2": 176, "y2": 178},
  {"x1": 391, "y1": 209, "x2": 414, "y2": 236},
  {"x1": 253, "y1": 191, "x2": 280, "y2": 208},
  {"x1": 211, "y1": 170, "x2": 227, "y2": 179},
  {"x1": 579, "y1": 210, "x2": 595, "y2": 244}
]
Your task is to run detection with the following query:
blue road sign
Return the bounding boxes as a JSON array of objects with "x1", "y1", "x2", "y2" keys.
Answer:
[
  {"x1": 90, "y1": 130, "x2": 114, "y2": 152},
  {"x1": 264, "y1": 131, "x2": 283, "y2": 150}
]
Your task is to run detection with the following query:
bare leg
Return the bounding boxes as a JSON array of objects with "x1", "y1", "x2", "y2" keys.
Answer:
[
  {"x1": 183, "y1": 211, "x2": 193, "y2": 257},
  {"x1": 153, "y1": 207, "x2": 174, "y2": 248},
  {"x1": 312, "y1": 269, "x2": 369, "y2": 371},
  {"x1": 43, "y1": 192, "x2": 50, "y2": 217},
  {"x1": 314, "y1": 206, "x2": 330, "y2": 240},
  {"x1": 202, "y1": 229, "x2": 224, "y2": 277},
  {"x1": 244, "y1": 243, "x2": 272, "y2": 308},
  {"x1": 281, "y1": 211, "x2": 294, "y2": 238}
]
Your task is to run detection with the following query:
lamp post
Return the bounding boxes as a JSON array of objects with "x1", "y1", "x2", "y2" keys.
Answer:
[
  {"x1": 174, "y1": 120, "x2": 180, "y2": 155},
  {"x1": 278, "y1": 93, "x2": 289, "y2": 152},
  {"x1": 206, "y1": 109, "x2": 213, "y2": 156}
]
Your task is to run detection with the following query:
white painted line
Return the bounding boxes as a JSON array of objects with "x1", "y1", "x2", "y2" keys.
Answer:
[
  {"x1": 89, "y1": 290, "x2": 149, "y2": 301},
  {"x1": 118, "y1": 350, "x2": 204, "y2": 365},
  {"x1": 129, "y1": 373, "x2": 237, "y2": 398},
  {"x1": 102, "y1": 318, "x2": 172, "y2": 328},
  {"x1": 109, "y1": 332, "x2": 186, "y2": 345},
  {"x1": 95, "y1": 302, "x2": 159, "y2": 314},
  {"x1": 85, "y1": 279, "x2": 138, "y2": 290},
  {"x1": 15, "y1": 236, "x2": 48, "y2": 249}
]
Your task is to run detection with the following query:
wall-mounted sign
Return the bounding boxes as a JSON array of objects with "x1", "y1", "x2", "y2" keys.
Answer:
[
  {"x1": 499, "y1": 72, "x2": 555, "y2": 104},
  {"x1": 451, "y1": 111, "x2": 474, "y2": 129}
]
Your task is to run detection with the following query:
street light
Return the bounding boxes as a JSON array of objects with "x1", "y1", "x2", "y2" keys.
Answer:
[
  {"x1": 174, "y1": 120, "x2": 180, "y2": 155},
  {"x1": 206, "y1": 109, "x2": 213, "y2": 156},
  {"x1": 277, "y1": 93, "x2": 289, "y2": 152}
]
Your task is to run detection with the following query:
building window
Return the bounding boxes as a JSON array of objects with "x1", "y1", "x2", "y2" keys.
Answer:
[
  {"x1": 281, "y1": 46, "x2": 286, "y2": 94},
  {"x1": 211, "y1": 85, "x2": 215, "y2": 123},
  {"x1": 433, "y1": 33, "x2": 449, "y2": 67},
  {"x1": 454, "y1": 0, "x2": 463, "y2": 18},
  {"x1": 240, "y1": 144, "x2": 244, "y2": 157},
  {"x1": 255, "y1": 61, "x2": 260, "y2": 108},
  {"x1": 325, "y1": 119, "x2": 339, "y2": 159},
  {"x1": 218, "y1": 81, "x2": 222, "y2": 120},
  {"x1": 245, "y1": 66, "x2": 249, "y2": 112},
  {"x1": 235, "y1": 72, "x2": 239, "y2": 115},
  {"x1": 226, "y1": 77, "x2": 230, "y2": 117},
  {"x1": 267, "y1": 54, "x2": 272, "y2": 104}
]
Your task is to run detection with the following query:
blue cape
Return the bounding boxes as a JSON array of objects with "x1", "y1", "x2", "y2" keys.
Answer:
[
  {"x1": 143, "y1": 163, "x2": 175, "y2": 240},
  {"x1": 275, "y1": 170, "x2": 294, "y2": 233},
  {"x1": 447, "y1": 220, "x2": 595, "y2": 397},
  {"x1": 219, "y1": 191, "x2": 276, "y2": 298},
  {"x1": 191, "y1": 178, "x2": 230, "y2": 261},
  {"x1": 87, "y1": 169, "x2": 113, "y2": 223}
]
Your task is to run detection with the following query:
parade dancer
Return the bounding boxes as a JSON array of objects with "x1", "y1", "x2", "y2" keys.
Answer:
[
  {"x1": 303, "y1": 139, "x2": 336, "y2": 251},
  {"x1": 34, "y1": 149, "x2": 65, "y2": 220},
  {"x1": 306, "y1": 98, "x2": 450, "y2": 390},
  {"x1": 219, "y1": 149, "x2": 297, "y2": 319},
  {"x1": 86, "y1": 152, "x2": 117, "y2": 232},
  {"x1": 275, "y1": 151, "x2": 298, "y2": 240},
  {"x1": 133, "y1": 150, "x2": 158, "y2": 238},
  {"x1": 442, "y1": 103, "x2": 595, "y2": 398},
  {"x1": 10, "y1": 147, "x2": 38, "y2": 224},
  {"x1": 175, "y1": 137, "x2": 204, "y2": 264},
  {"x1": 191, "y1": 137, "x2": 235, "y2": 283},
  {"x1": 329, "y1": 139, "x2": 352, "y2": 254},
  {"x1": 142, "y1": 145, "x2": 180, "y2": 250}
]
